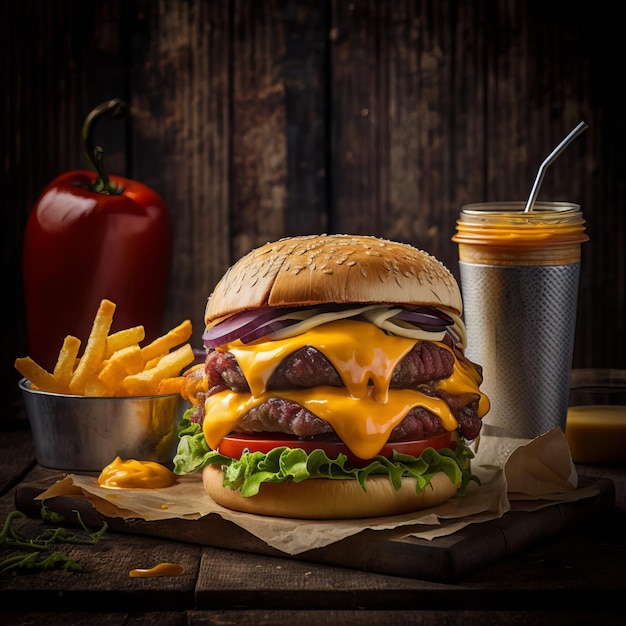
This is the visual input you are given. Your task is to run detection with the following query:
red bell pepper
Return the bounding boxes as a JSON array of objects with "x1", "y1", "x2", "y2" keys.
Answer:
[{"x1": 23, "y1": 99, "x2": 172, "y2": 370}]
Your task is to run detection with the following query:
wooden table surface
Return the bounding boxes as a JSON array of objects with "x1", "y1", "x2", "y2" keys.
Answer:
[{"x1": 2, "y1": 419, "x2": 625, "y2": 626}]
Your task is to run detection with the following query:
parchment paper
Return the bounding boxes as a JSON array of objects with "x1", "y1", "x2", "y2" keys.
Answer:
[{"x1": 36, "y1": 428, "x2": 601, "y2": 555}]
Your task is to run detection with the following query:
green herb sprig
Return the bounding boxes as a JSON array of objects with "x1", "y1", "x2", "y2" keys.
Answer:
[{"x1": 0, "y1": 505, "x2": 107, "y2": 574}]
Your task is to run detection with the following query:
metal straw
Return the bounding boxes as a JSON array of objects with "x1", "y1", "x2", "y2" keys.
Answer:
[{"x1": 524, "y1": 121, "x2": 588, "y2": 212}]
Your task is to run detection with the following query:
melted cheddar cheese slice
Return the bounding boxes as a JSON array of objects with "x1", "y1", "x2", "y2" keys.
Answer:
[{"x1": 204, "y1": 319, "x2": 488, "y2": 459}]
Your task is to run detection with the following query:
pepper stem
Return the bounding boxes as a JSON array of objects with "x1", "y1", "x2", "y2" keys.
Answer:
[{"x1": 82, "y1": 98, "x2": 129, "y2": 195}]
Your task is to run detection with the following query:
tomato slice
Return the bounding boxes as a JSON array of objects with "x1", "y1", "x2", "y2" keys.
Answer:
[{"x1": 217, "y1": 431, "x2": 453, "y2": 466}]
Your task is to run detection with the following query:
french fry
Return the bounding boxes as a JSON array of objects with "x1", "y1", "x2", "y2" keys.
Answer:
[
  {"x1": 123, "y1": 343, "x2": 195, "y2": 396},
  {"x1": 15, "y1": 298, "x2": 194, "y2": 399},
  {"x1": 157, "y1": 363, "x2": 206, "y2": 400},
  {"x1": 156, "y1": 377, "x2": 186, "y2": 395},
  {"x1": 145, "y1": 354, "x2": 164, "y2": 370},
  {"x1": 98, "y1": 359, "x2": 130, "y2": 392},
  {"x1": 83, "y1": 376, "x2": 114, "y2": 397},
  {"x1": 69, "y1": 299, "x2": 116, "y2": 395},
  {"x1": 141, "y1": 320, "x2": 193, "y2": 364},
  {"x1": 108, "y1": 344, "x2": 144, "y2": 374},
  {"x1": 105, "y1": 325, "x2": 145, "y2": 358},
  {"x1": 98, "y1": 344, "x2": 144, "y2": 393},
  {"x1": 52, "y1": 335, "x2": 81, "y2": 393},
  {"x1": 14, "y1": 357, "x2": 62, "y2": 394}
]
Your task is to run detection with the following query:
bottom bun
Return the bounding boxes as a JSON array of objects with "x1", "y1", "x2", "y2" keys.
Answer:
[{"x1": 203, "y1": 465, "x2": 460, "y2": 519}]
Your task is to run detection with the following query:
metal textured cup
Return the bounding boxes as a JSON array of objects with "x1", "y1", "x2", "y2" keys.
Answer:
[
  {"x1": 452, "y1": 202, "x2": 589, "y2": 439},
  {"x1": 19, "y1": 378, "x2": 187, "y2": 472}
]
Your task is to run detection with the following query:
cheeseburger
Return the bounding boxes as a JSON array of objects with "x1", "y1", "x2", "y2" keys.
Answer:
[{"x1": 174, "y1": 234, "x2": 489, "y2": 519}]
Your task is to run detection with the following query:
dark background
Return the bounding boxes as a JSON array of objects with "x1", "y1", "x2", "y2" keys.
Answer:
[{"x1": 3, "y1": 0, "x2": 624, "y2": 420}]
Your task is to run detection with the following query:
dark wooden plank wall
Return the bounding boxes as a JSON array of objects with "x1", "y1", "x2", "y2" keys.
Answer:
[{"x1": 3, "y1": 0, "x2": 624, "y2": 417}]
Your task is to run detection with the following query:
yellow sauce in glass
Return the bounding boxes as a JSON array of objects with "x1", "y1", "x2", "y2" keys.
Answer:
[
  {"x1": 98, "y1": 456, "x2": 177, "y2": 489},
  {"x1": 452, "y1": 203, "x2": 588, "y2": 266},
  {"x1": 566, "y1": 405, "x2": 626, "y2": 463}
]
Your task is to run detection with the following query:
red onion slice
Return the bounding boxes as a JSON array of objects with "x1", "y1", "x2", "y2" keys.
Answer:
[
  {"x1": 203, "y1": 307, "x2": 297, "y2": 348},
  {"x1": 203, "y1": 303, "x2": 371, "y2": 348},
  {"x1": 239, "y1": 318, "x2": 301, "y2": 344},
  {"x1": 391, "y1": 308, "x2": 453, "y2": 329}
]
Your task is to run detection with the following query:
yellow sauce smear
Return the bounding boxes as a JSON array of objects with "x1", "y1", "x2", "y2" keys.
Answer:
[
  {"x1": 98, "y1": 456, "x2": 177, "y2": 489},
  {"x1": 129, "y1": 562, "x2": 185, "y2": 578}
]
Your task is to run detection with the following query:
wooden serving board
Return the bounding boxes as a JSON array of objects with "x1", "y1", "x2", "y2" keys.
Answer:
[{"x1": 15, "y1": 474, "x2": 615, "y2": 583}]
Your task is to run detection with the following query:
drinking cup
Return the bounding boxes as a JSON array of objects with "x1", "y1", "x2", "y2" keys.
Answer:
[{"x1": 452, "y1": 202, "x2": 589, "y2": 439}]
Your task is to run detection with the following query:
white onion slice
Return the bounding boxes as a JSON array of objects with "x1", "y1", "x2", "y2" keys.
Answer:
[
  {"x1": 266, "y1": 305, "x2": 380, "y2": 340},
  {"x1": 361, "y1": 307, "x2": 448, "y2": 342}
]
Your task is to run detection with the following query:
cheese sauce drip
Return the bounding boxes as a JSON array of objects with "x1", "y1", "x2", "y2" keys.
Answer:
[
  {"x1": 438, "y1": 348, "x2": 491, "y2": 418},
  {"x1": 98, "y1": 456, "x2": 177, "y2": 489},
  {"x1": 226, "y1": 318, "x2": 416, "y2": 402},
  {"x1": 129, "y1": 563, "x2": 185, "y2": 577},
  {"x1": 205, "y1": 319, "x2": 488, "y2": 460}
]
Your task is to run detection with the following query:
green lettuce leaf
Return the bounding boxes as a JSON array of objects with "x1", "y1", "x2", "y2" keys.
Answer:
[
  {"x1": 172, "y1": 411, "x2": 213, "y2": 474},
  {"x1": 173, "y1": 416, "x2": 479, "y2": 498}
]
